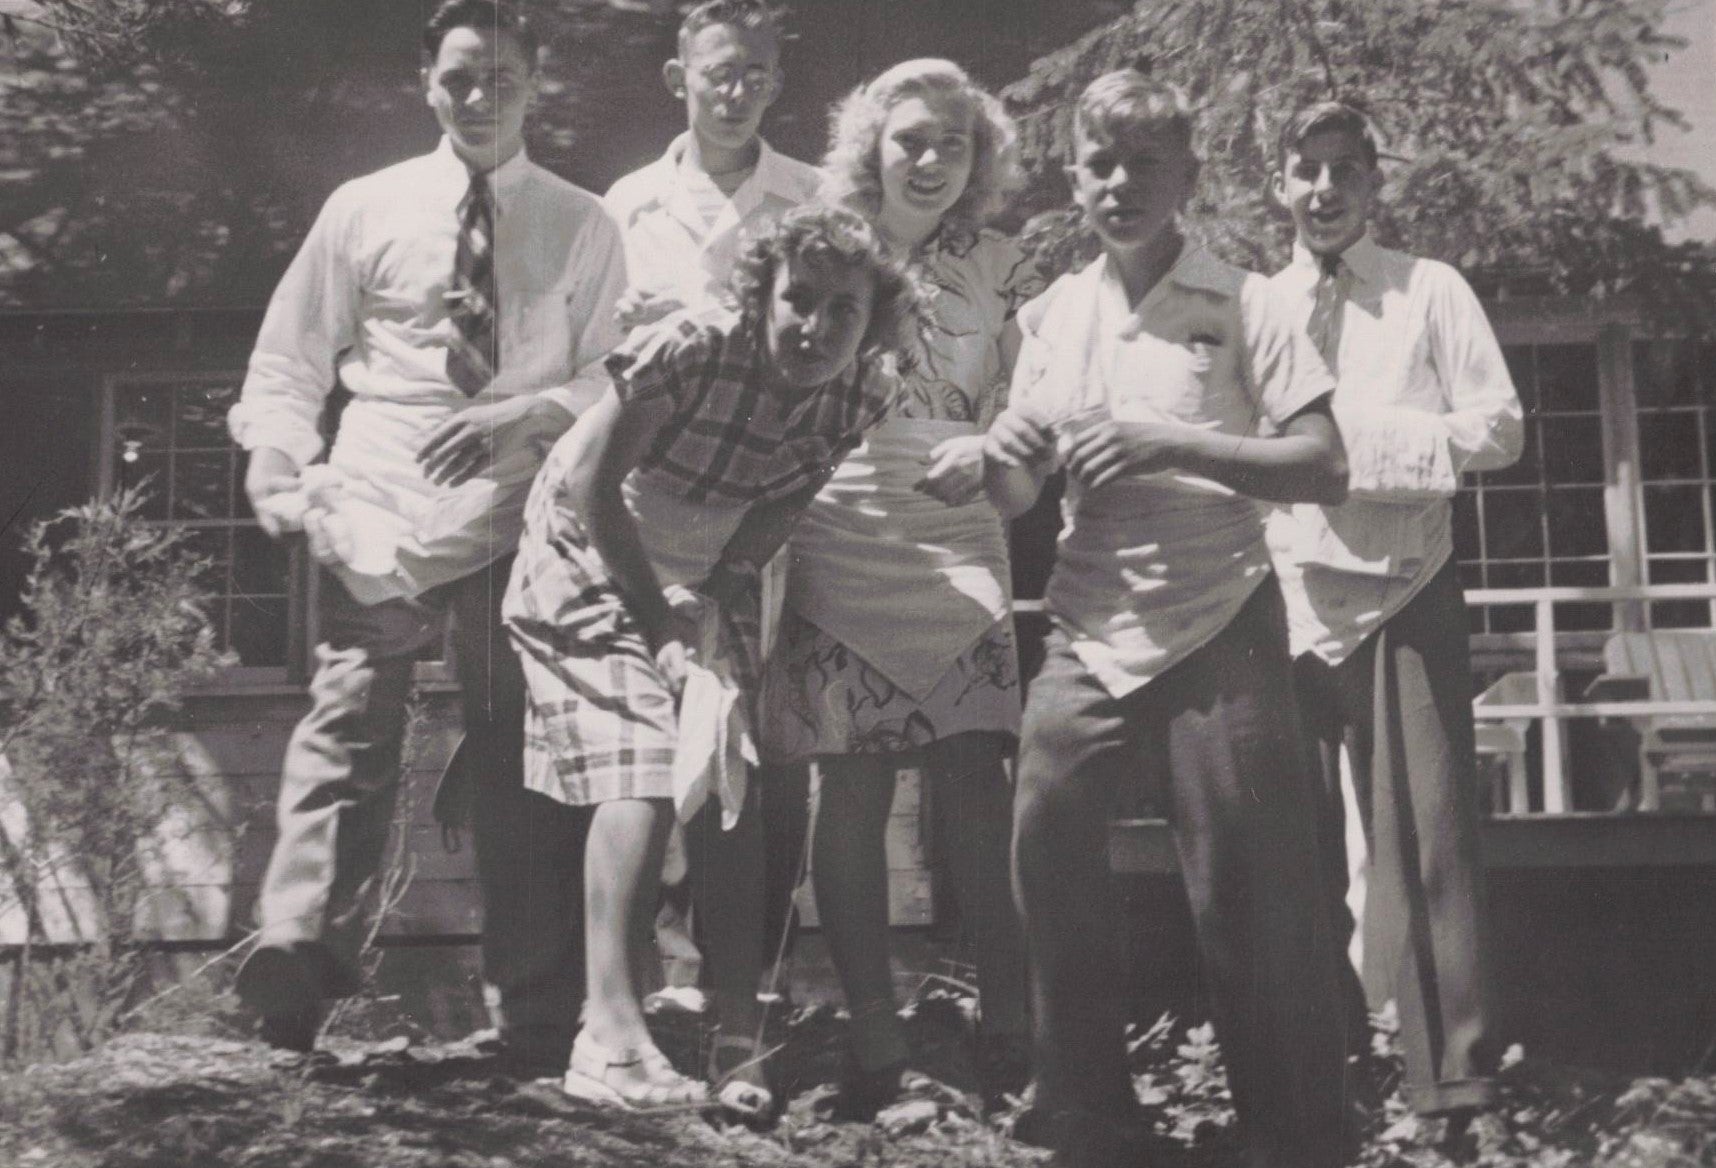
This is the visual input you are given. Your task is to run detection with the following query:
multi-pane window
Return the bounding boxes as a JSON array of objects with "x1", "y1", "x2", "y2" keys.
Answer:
[
  {"x1": 1634, "y1": 339, "x2": 1716, "y2": 629},
  {"x1": 1456, "y1": 342, "x2": 1611, "y2": 635},
  {"x1": 103, "y1": 374, "x2": 295, "y2": 671}
]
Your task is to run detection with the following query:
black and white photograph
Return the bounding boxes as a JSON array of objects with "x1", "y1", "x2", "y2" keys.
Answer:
[{"x1": 0, "y1": 1, "x2": 1713, "y2": 1165}]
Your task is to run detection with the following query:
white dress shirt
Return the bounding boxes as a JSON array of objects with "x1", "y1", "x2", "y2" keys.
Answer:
[
  {"x1": 229, "y1": 138, "x2": 627, "y2": 603},
  {"x1": 1265, "y1": 233, "x2": 1524, "y2": 664},
  {"x1": 604, "y1": 133, "x2": 821, "y2": 312},
  {"x1": 1012, "y1": 247, "x2": 1335, "y2": 699}
]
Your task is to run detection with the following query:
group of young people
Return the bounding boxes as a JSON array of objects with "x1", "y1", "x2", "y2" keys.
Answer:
[{"x1": 226, "y1": 2, "x2": 1524, "y2": 1166}]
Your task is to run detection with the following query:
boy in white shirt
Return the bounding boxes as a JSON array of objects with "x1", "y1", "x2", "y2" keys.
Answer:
[
  {"x1": 604, "y1": 0, "x2": 819, "y2": 330},
  {"x1": 1266, "y1": 100, "x2": 1523, "y2": 1132},
  {"x1": 984, "y1": 70, "x2": 1349, "y2": 1168},
  {"x1": 601, "y1": 0, "x2": 820, "y2": 1019}
]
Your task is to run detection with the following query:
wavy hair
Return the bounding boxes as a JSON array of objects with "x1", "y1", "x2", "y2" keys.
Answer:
[
  {"x1": 821, "y1": 58, "x2": 1023, "y2": 238},
  {"x1": 727, "y1": 204, "x2": 928, "y2": 373}
]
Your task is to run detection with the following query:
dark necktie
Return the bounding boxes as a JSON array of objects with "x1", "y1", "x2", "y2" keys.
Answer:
[
  {"x1": 446, "y1": 171, "x2": 499, "y2": 396},
  {"x1": 1306, "y1": 252, "x2": 1350, "y2": 373}
]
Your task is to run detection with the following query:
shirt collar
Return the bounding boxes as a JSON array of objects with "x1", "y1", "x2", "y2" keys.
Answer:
[
  {"x1": 1291, "y1": 230, "x2": 1381, "y2": 283},
  {"x1": 1095, "y1": 241, "x2": 1232, "y2": 331},
  {"x1": 431, "y1": 136, "x2": 533, "y2": 195},
  {"x1": 665, "y1": 132, "x2": 804, "y2": 205}
]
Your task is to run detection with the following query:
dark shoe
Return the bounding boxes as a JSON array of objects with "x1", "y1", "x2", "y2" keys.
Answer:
[
  {"x1": 832, "y1": 1053, "x2": 906, "y2": 1122},
  {"x1": 974, "y1": 1031, "x2": 1032, "y2": 1115},
  {"x1": 1436, "y1": 1107, "x2": 1508, "y2": 1163},
  {"x1": 237, "y1": 944, "x2": 323, "y2": 1052},
  {"x1": 473, "y1": 1030, "x2": 570, "y2": 1081},
  {"x1": 1046, "y1": 1106, "x2": 1156, "y2": 1168}
]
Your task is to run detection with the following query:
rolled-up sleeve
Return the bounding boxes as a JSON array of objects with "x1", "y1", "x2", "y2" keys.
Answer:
[
  {"x1": 541, "y1": 211, "x2": 630, "y2": 419},
  {"x1": 1341, "y1": 263, "x2": 1523, "y2": 500},
  {"x1": 228, "y1": 185, "x2": 362, "y2": 469}
]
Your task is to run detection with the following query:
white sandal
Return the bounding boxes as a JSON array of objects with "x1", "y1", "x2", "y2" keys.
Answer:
[{"x1": 562, "y1": 1031, "x2": 708, "y2": 1110}]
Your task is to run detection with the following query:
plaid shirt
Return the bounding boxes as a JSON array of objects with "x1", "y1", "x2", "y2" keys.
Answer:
[
  {"x1": 613, "y1": 307, "x2": 897, "y2": 506},
  {"x1": 503, "y1": 307, "x2": 895, "y2": 805}
]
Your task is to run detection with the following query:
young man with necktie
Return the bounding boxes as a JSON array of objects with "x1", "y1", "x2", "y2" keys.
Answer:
[
  {"x1": 1264, "y1": 100, "x2": 1524, "y2": 1141},
  {"x1": 227, "y1": 0, "x2": 627, "y2": 1067}
]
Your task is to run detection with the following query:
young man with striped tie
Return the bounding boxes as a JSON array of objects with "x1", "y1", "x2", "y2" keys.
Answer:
[
  {"x1": 227, "y1": 0, "x2": 626, "y2": 1067},
  {"x1": 1264, "y1": 100, "x2": 1523, "y2": 1149}
]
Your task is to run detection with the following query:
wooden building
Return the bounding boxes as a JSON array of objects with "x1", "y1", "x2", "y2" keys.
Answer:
[{"x1": 2, "y1": 0, "x2": 1713, "y2": 1072}]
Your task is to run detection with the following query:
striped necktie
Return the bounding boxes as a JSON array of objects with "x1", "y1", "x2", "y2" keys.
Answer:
[
  {"x1": 446, "y1": 171, "x2": 498, "y2": 396},
  {"x1": 1306, "y1": 252, "x2": 1350, "y2": 373}
]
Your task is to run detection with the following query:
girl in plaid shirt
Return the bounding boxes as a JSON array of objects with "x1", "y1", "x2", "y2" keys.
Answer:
[{"x1": 503, "y1": 205, "x2": 919, "y2": 1113}]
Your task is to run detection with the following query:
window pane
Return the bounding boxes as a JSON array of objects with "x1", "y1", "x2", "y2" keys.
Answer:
[
  {"x1": 229, "y1": 596, "x2": 290, "y2": 667},
  {"x1": 112, "y1": 385, "x2": 172, "y2": 451},
  {"x1": 1648, "y1": 558, "x2": 1713, "y2": 629},
  {"x1": 1502, "y1": 345, "x2": 1537, "y2": 413},
  {"x1": 1482, "y1": 488, "x2": 1545, "y2": 559},
  {"x1": 1453, "y1": 491, "x2": 1482, "y2": 561},
  {"x1": 179, "y1": 527, "x2": 232, "y2": 595},
  {"x1": 1485, "y1": 562, "x2": 1545, "y2": 633},
  {"x1": 1639, "y1": 411, "x2": 1706, "y2": 482},
  {"x1": 122, "y1": 453, "x2": 172, "y2": 520},
  {"x1": 171, "y1": 450, "x2": 233, "y2": 521},
  {"x1": 232, "y1": 526, "x2": 290, "y2": 594},
  {"x1": 1644, "y1": 485, "x2": 1709, "y2": 554},
  {"x1": 1547, "y1": 488, "x2": 1607, "y2": 557},
  {"x1": 1548, "y1": 559, "x2": 1611, "y2": 632},
  {"x1": 1539, "y1": 415, "x2": 1605, "y2": 484},
  {"x1": 1535, "y1": 343, "x2": 1599, "y2": 412},
  {"x1": 175, "y1": 382, "x2": 240, "y2": 449},
  {"x1": 1632, "y1": 339, "x2": 1699, "y2": 408}
]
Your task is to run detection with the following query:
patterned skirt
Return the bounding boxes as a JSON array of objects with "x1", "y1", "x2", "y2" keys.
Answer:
[
  {"x1": 503, "y1": 463, "x2": 758, "y2": 808},
  {"x1": 758, "y1": 608, "x2": 1021, "y2": 763}
]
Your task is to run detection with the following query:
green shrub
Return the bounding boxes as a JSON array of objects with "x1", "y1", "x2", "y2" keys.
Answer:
[{"x1": 0, "y1": 485, "x2": 229, "y2": 1063}]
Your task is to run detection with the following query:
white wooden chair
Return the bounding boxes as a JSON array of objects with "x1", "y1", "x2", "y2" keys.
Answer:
[
  {"x1": 1472, "y1": 671, "x2": 1544, "y2": 813},
  {"x1": 1588, "y1": 631, "x2": 1716, "y2": 812}
]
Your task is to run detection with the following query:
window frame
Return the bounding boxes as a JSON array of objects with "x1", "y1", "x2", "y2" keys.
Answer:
[
  {"x1": 98, "y1": 370, "x2": 313, "y2": 689},
  {"x1": 1462, "y1": 300, "x2": 1671, "y2": 669}
]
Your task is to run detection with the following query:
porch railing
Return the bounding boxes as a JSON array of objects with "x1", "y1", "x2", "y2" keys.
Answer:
[
  {"x1": 1018, "y1": 585, "x2": 1716, "y2": 816},
  {"x1": 1465, "y1": 583, "x2": 1716, "y2": 814}
]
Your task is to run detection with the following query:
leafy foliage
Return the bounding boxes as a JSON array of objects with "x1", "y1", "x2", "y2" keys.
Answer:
[
  {"x1": 1001, "y1": 0, "x2": 1716, "y2": 322},
  {"x1": 0, "y1": 0, "x2": 689, "y2": 309},
  {"x1": 0, "y1": 485, "x2": 228, "y2": 1062}
]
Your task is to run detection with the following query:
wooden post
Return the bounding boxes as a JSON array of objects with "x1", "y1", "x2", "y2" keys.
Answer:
[
  {"x1": 1535, "y1": 596, "x2": 1567, "y2": 812},
  {"x1": 1598, "y1": 323, "x2": 1646, "y2": 632}
]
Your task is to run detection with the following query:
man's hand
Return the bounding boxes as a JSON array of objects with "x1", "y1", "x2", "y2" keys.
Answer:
[
  {"x1": 916, "y1": 434, "x2": 988, "y2": 505},
  {"x1": 416, "y1": 397, "x2": 573, "y2": 487},
  {"x1": 1063, "y1": 418, "x2": 1188, "y2": 491},
  {"x1": 244, "y1": 447, "x2": 303, "y2": 538},
  {"x1": 983, "y1": 403, "x2": 1056, "y2": 471},
  {"x1": 616, "y1": 288, "x2": 686, "y2": 333}
]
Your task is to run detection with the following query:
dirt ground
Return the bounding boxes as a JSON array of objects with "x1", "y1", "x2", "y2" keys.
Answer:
[{"x1": 0, "y1": 995, "x2": 1711, "y2": 1168}]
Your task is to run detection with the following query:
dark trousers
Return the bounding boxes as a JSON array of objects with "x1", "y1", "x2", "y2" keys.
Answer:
[
  {"x1": 253, "y1": 556, "x2": 588, "y2": 1060},
  {"x1": 1293, "y1": 559, "x2": 1498, "y2": 1115},
  {"x1": 1014, "y1": 580, "x2": 1347, "y2": 1168}
]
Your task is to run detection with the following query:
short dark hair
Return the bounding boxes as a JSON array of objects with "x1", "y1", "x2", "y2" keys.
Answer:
[
  {"x1": 1276, "y1": 101, "x2": 1379, "y2": 173},
  {"x1": 1074, "y1": 69, "x2": 1195, "y2": 154},
  {"x1": 677, "y1": 0, "x2": 782, "y2": 57},
  {"x1": 423, "y1": 0, "x2": 540, "y2": 66}
]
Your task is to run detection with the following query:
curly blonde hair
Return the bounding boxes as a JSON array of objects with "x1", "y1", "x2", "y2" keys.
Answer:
[
  {"x1": 727, "y1": 204, "x2": 928, "y2": 372},
  {"x1": 821, "y1": 58, "x2": 1023, "y2": 238}
]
